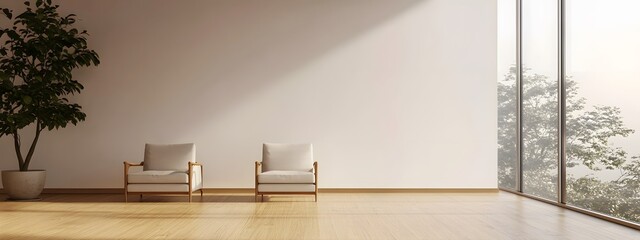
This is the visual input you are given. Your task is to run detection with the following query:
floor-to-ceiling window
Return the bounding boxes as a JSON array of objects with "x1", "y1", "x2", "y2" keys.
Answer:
[
  {"x1": 521, "y1": 0, "x2": 558, "y2": 201},
  {"x1": 498, "y1": 0, "x2": 640, "y2": 227},
  {"x1": 565, "y1": 0, "x2": 640, "y2": 224}
]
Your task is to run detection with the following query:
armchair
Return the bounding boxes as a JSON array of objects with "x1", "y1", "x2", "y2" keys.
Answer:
[
  {"x1": 255, "y1": 143, "x2": 318, "y2": 202},
  {"x1": 124, "y1": 143, "x2": 203, "y2": 202}
]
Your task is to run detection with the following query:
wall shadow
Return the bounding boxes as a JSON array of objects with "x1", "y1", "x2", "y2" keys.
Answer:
[
  {"x1": 3, "y1": 0, "x2": 427, "y2": 187},
  {"x1": 66, "y1": 0, "x2": 424, "y2": 137}
]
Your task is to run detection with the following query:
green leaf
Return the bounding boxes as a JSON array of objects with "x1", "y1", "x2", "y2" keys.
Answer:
[
  {"x1": 6, "y1": 30, "x2": 19, "y2": 39},
  {"x1": 22, "y1": 95, "x2": 32, "y2": 104},
  {"x1": 1, "y1": 79, "x2": 11, "y2": 89},
  {"x1": 0, "y1": 0, "x2": 98, "y2": 143},
  {"x1": 0, "y1": 71, "x2": 8, "y2": 81},
  {"x1": 1, "y1": 8, "x2": 12, "y2": 19}
]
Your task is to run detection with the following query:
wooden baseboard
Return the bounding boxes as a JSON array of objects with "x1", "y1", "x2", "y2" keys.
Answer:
[
  {"x1": 1, "y1": 188, "x2": 498, "y2": 194},
  {"x1": 206, "y1": 188, "x2": 498, "y2": 194},
  {"x1": 319, "y1": 188, "x2": 499, "y2": 193},
  {"x1": 43, "y1": 188, "x2": 123, "y2": 194},
  {"x1": 202, "y1": 188, "x2": 254, "y2": 194}
]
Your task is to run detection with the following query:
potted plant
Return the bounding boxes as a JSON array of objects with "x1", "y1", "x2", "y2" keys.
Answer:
[{"x1": 0, "y1": 0, "x2": 99, "y2": 200}]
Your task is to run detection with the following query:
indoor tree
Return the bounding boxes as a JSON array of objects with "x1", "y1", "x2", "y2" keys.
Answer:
[{"x1": 0, "y1": 0, "x2": 100, "y2": 171}]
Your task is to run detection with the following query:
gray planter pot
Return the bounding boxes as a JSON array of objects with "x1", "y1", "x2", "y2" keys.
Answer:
[{"x1": 1, "y1": 170, "x2": 46, "y2": 200}]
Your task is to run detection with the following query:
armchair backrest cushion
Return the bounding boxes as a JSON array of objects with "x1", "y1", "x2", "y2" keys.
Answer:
[
  {"x1": 143, "y1": 143, "x2": 195, "y2": 172},
  {"x1": 262, "y1": 143, "x2": 313, "y2": 172}
]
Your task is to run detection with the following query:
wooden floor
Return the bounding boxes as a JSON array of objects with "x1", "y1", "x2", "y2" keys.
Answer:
[{"x1": 0, "y1": 192, "x2": 638, "y2": 240}]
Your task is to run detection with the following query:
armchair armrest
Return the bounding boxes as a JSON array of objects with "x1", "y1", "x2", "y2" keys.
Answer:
[
  {"x1": 313, "y1": 161, "x2": 318, "y2": 186},
  {"x1": 123, "y1": 161, "x2": 144, "y2": 190},
  {"x1": 255, "y1": 161, "x2": 262, "y2": 190},
  {"x1": 123, "y1": 161, "x2": 143, "y2": 176},
  {"x1": 124, "y1": 161, "x2": 144, "y2": 167},
  {"x1": 255, "y1": 161, "x2": 262, "y2": 174},
  {"x1": 188, "y1": 162, "x2": 202, "y2": 171},
  {"x1": 188, "y1": 162, "x2": 203, "y2": 188},
  {"x1": 188, "y1": 162, "x2": 203, "y2": 177}
]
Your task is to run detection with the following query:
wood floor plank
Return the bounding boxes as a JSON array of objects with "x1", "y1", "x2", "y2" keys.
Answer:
[{"x1": 0, "y1": 192, "x2": 638, "y2": 239}]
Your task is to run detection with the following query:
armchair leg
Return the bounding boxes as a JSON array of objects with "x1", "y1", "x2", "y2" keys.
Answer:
[
  {"x1": 125, "y1": 192, "x2": 128, "y2": 203},
  {"x1": 315, "y1": 193, "x2": 317, "y2": 202},
  {"x1": 189, "y1": 192, "x2": 192, "y2": 202},
  {"x1": 200, "y1": 189, "x2": 204, "y2": 198},
  {"x1": 139, "y1": 194, "x2": 143, "y2": 201}
]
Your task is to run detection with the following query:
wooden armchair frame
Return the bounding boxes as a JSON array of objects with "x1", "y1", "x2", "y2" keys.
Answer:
[
  {"x1": 123, "y1": 161, "x2": 204, "y2": 202},
  {"x1": 255, "y1": 161, "x2": 318, "y2": 202}
]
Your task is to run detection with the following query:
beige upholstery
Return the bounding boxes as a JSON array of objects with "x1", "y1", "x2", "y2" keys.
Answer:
[
  {"x1": 128, "y1": 184, "x2": 190, "y2": 192},
  {"x1": 144, "y1": 143, "x2": 195, "y2": 171},
  {"x1": 262, "y1": 143, "x2": 313, "y2": 172},
  {"x1": 258, "y1": 170, "x2": 315, "y2": 184},
  {"x1": 257, "y1": 184, "x2": 316, "y2": 192},
  {"x1": 128, "y1": 171, "x2": 188, "y2": 184},
  {"x1": 256, "y1": 143, "x2": 318, "y2": 202},
  {"x1": 124, "y1": 143, "x2": 203, "y2": 202},
  {"x1": 127, "y1": 165, "x2": 144, "y2": 174}
]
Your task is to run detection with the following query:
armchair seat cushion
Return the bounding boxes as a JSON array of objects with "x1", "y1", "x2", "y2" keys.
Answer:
[
  {"x1": 257, "y1": 184, "x2": 316, "y2": 192},
  {"x1": 128, "y1": 171, "x2": 188, "y2": 184},
  {"x1": 127, "y1": 184, "x2": 189, "y2": 192},
  {"x1": 258, "y1": 170, "x2": 315, "y2": 184}
]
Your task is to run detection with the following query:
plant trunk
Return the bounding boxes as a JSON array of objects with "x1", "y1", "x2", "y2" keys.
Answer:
[
  {"x1": 12, "y1": 122, "x2": 42, "y2": 171},
  {"x1": 12, "y1": 132, "x2": 25, "y2": 170},
  {"x1": 22, "y1": 126, "x2": 42, "y2": 171}
]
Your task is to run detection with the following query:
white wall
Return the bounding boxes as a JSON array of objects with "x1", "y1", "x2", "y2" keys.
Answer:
[{"x1": 0, "y1": 0, "x2": 497, "y2": 188}]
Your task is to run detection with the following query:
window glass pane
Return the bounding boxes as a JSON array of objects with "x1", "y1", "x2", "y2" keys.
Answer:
[
  {"x1": 565, "y1": 0, "x2": 640, "y2": 224},
  {"x1": 521, "y1": 0, "x2": 558, "y2": 200},
  {"x1": 497, "y1": 0, "x2": 518, "y2": 190}
]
